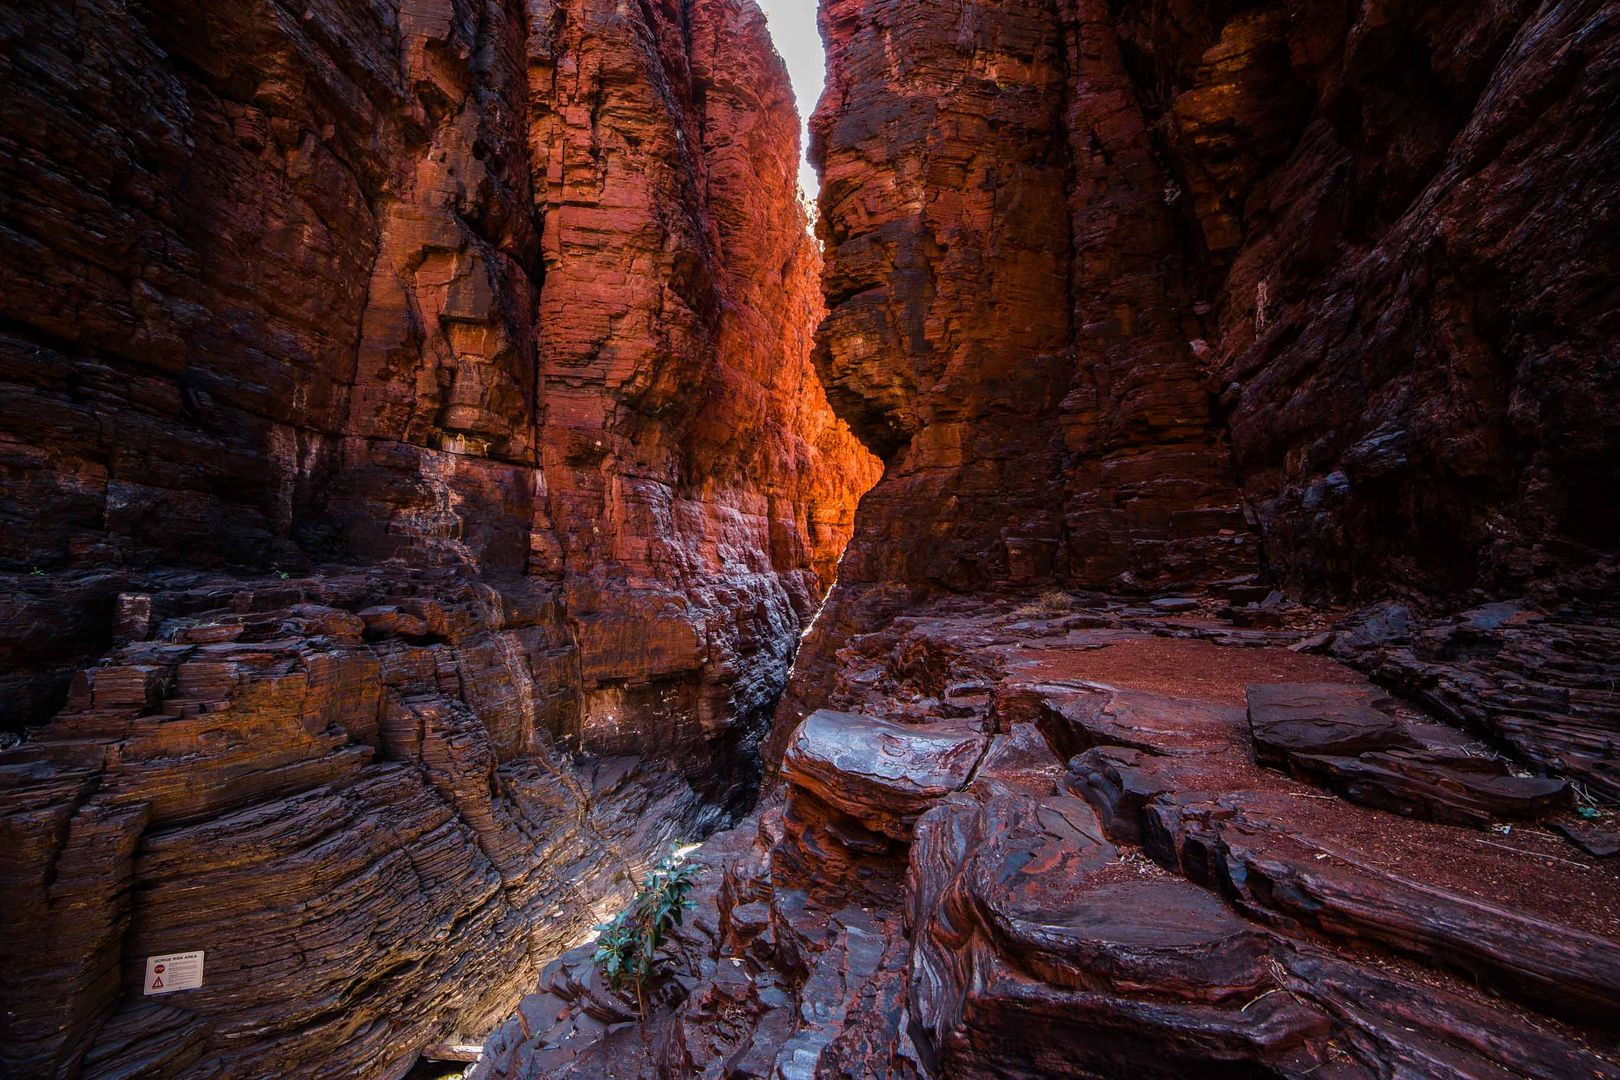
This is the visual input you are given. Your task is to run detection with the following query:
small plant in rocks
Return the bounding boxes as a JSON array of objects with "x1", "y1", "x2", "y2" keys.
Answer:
[
  {"x1": 1011, "y1": 589, "x2": 1072, "y2": 619},
  {"x1": 1572, "y1": 782, "x2": 1606, "y2": 821},
  {"x1": 592, "y1": 847, "x2": 702, "y2": 1015}
]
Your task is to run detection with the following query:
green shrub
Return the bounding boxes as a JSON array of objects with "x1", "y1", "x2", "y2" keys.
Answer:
[{"x1": 592, "y1": 848, "x2": 702, "y2": 1013}]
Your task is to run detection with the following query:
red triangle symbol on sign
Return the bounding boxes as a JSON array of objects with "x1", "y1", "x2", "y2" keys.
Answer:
[{"x1": 151, "y1": 977, "x2": 164, "y2": 989}]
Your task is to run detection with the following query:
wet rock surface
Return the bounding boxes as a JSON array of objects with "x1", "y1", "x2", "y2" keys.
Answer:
[{"x1": 906, "y1": 785, "x2": 1329, "y2": 1079}]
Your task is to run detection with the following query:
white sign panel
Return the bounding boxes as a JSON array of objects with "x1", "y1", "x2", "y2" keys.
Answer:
[{"x1": 143, "y1": 951, "x2": 205, "y2": 995}]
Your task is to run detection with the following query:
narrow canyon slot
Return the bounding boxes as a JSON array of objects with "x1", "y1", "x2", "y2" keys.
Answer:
[{"x1": 1, "y1": 1, "x2": 1616, "y2": 1079}]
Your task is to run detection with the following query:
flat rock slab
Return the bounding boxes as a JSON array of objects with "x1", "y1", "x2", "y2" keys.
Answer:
[
  {"x1": 1329, "y1": 607, "x2": 1620, "y2": 803},
  {"x1": 1074, "y1": 744, "x2": 1620, "y2": 1026},
  {"x1": 476, "y1": 613, "x2": 1620, "y2": 1080},
  {"x1": 782, "y1": 711, "x2": 987, "y2": 838},
  {"x1": 1247, "y1": 682, "x2": 1417, "y2": 761},
  {"x1": 1551, "y1": 820, "x2": 1620, "y2": 858},
  {"x1": 1035, "y1": 682, "x2": 1242, "y2": 760},
  {"x1": 1248, "y1": 682, "x2": 1569, "y2": 827}
]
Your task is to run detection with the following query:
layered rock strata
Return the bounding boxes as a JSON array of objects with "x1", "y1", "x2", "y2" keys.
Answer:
[
  {"x1": 0, "y1": 0, "x2": 876, "y2": 752},
  {"x1": 476, "y1": 601, "x2": 1620, "y2": 1078},
  {"x1": 4, "y1": 573, "x2": 707, "y2": 1077},
  {"x1": 474, "y1": 1, "x2": 1618, "y2": 1074},
  {"x1": 809, "y1": 0, "x2": 1618, "y2": 609},
  {"x1": 7, "y1": 0, "x2": 1619, "y2": 1074},
  {"x1": 811, "y1": 0, "x2": 1260, "y2": 601},
  {"x1": 783, "y1": 0, "x2": 1619, "y2": 757},
  {"x1": 0, "y1": 0, "x2": 875, "y2": 1074}
]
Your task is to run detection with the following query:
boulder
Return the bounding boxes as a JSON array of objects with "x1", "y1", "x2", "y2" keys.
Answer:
[{"x1": 781, "y1": 711, "x2": 987, "y2": 839}]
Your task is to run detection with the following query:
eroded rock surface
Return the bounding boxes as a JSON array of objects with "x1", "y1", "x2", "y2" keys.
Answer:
[
  {"x1": 478, "y1": 603, "x2": 1620, "y2": 1079},
  {"x1": 782, "y1": 0, "x2": 1619, "y2": 775},
  {"x1": 0, "y1": 0, "x2": 876, "y2": 1075},
  {"x1": 1326, "y1": 601, "x2": 1620, "y2": 801},
  {"x1": 811, "y1": 0, "x2": 1260, "y2": 604},
  {"x1": 782, "y1": 710, "x2": 987, "y2": 839},
  {"x1": 7, "y1": 0, "x2": 1619, "y2": 1074},
  {"x1": 1246, "y1": 681, "x2": 1570, "y2": 827}
]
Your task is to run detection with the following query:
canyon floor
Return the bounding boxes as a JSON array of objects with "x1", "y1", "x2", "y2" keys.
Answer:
[{"x1": 469, "y1": 594, "x2": 1620, "y2": 1079}]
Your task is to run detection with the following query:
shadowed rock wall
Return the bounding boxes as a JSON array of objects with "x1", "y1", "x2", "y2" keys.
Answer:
[
  {"x1": 782, "y1": 0, "x2": 1618, "y2": 743},
  {"x1": 455, "y1": 4, "x2": 1620, "y2": 1078},
  {"x1": 1121, "y1": 0, "x2": 1619, "y2": 602},
  {"x1": 810, "y1": 0, "x2": 1618, "y2": 610},
  {"x1": 0, "y1": 0, "x2": 876, "y2": 1074}
]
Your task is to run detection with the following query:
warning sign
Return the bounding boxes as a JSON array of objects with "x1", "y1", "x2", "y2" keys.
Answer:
[{"x1": 143, "y1": 951, "x2": 205, "y2": 995}]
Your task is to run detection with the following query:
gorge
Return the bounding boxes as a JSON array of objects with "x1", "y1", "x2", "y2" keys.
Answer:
[{"x1": 1, "y1": 0, "x2": 1617, "y2": 1078}]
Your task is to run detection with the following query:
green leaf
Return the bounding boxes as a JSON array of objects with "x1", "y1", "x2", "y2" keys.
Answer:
[{"x1": 591, "y1": 855, "x2": 706, "y2": 996}]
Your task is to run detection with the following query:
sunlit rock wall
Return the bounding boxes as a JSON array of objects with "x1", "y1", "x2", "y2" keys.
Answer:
[
  {"x1": 782, "y1": 0, "x2": 1618, "y2": 742},
  {"x1": 0, "y1": 0, "x2": 877, "y2": 1074}
]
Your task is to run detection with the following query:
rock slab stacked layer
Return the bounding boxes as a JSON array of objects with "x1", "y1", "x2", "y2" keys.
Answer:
[
  {"x1": 0, "y1": 0, "x2": 876, "y2": 1075},
  {"x1": 477, "y1": 604, "x2": 1620, "y2": 1079}
]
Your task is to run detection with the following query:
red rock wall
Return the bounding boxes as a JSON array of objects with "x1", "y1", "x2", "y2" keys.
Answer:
[
  {"x1": 0, "y1": 0, "x2": 876, "y2": 1074},
  {"x1": 520, "y1": 0, "x2": 877, "y2": 777},
  {"x1": 783, "y1": 0, "x2": 1617, "y2": 735},
  {"x1": 811, "y1": 0, "x2": 1260, "y2": 603},
  {"x1": 807, "y1": 0, "x2": 1617, "y2": 609},
  {"x1": 464, "y1": 4, "x2": 1619, "y2": 1077},
  {"x1": 1161, "y1": 0, "x2": 1620, "y2": 601},
  {"x1": 780, "y1": 0, "x2": 1264, "y2": 739}
]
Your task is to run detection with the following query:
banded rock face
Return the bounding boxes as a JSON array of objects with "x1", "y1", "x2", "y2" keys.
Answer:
[
  {"x1": 3, "y1": 573, "x2": 706, "y2": 1078},
  {"x1": 810, "y1": 0, "x2": 1260, "y2": 601},
  {"x1": 805, "y1": 0, "x2": 1619, "y2": 611},
  {"x1": 468, "y1": 2, "x2": 1618, "y2": 1076},
  {"x1": 476, "y1": 604, "x2": 1620, "y2": 1080},
  {"x1": 0, "y1": 0, "x2": 875, "y2": 1074},
  {"x1": 782, "y1": 0, "x2": 1618, "y2": 788}
]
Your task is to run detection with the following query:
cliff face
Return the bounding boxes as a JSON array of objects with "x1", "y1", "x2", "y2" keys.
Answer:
[
  {"x1": 810, "y1": 0, "x2": 1259, "y2": 601},
  {"x1": 1129, "y1": 0, "x2": 1619, "y2": 602},
  {"x1": 808, "y1": 0, "x2": 1617, "y2": 611},
  {"x1": 776, "y1": 0, "x2": 1269, "y2": 741},
  {"x1": 7, "y1": 0, "x2": 1618, "y2": 1075},
  {"x1": 781, "y1": 0, "x2": 1618, "y2": 775},
  {"x1": 1114, "y1": 0, "x2": 1620, "y2": 798},
  {"x1": 0, "y1": 0, "x2": 875, "y2": 1074},
  {"x1": 476, "y1": 3, "x2": 1620, "y2": 1079}
]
